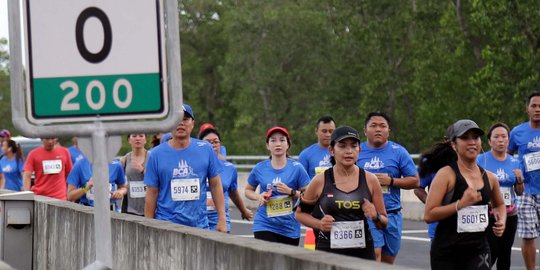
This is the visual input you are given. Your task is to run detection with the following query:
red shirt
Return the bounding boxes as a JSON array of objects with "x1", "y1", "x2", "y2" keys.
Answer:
[{"x1": 24, "y1": 146, "x2": 73, "y2": 200}]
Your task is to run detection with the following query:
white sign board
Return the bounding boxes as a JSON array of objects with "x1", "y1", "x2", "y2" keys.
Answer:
[{"x1": 23, "y1": 0, "x2": 168, "y2": 124}]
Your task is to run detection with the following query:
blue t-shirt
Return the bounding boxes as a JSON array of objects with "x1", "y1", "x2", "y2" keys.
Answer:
[
  {"x1": 144, "y1": 138, "x2": 223, "y2": 228},
  {"x1": 0, "y1": 156, "x2": 24, "y2": 191},
  {"x1": 66, "y1": 158, "x2": 126, "y2": 207},
  {"x1": 418, "y1": 170, "x2": 438, "y2": 240},
  {"x1": 298, "y1": 143, "x2": 332, "y2": 179},
  {"x1": 509, "y1": 122, "x2": 540, "y2": 194},
  {"x1": 68, "y1": 146, "x2": 85, "y2": 165},
  {"x1": 207, "y1": 160, "x2": 238, "y2": 232},
  {"x1": 247, "y1": 159, "x2": 310, "y2": 239},
  {"x1": 356, "y1": 141, "x2": 417, "y2": 211},
  {"x1": 477, "y1": 151, "x2": 521, "y2": 206}
]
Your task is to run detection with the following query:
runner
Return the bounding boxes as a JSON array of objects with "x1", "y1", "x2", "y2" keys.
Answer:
[
  {"x1": 198, "y1": 123, "x2": 227, "y2": 156},
  {"x1": 298, "y1": 116, "x2": 336, "y2": 179},
  {"x1": 22, "y1": 137, "x2": 73, "y2": 200},
  {"x1": 67, "y1": 137, "x2": 85, "y2": 165},
  {"x1": 295, "y1": 126, "x2": 387, "y2": 259},
  {"x1": 356, "y1": 112, "x2": 419, "y2": 263},
  {"x1": 245, "y1": 126, "x2": 310, "y2": 245},
  {"x1": 67, "y1": 158, "x2": 127, "y2": 212},
  {"x1": 144, "y1": 104, "x2": 227, "y2": 232},
  {"x1": 477, "y1": 122, "x2": 523, "y2": 270},
  {"x1": 120, "y1": 133, "x2": 148, "y2": 216},
  {"x1": 508, "y1": 92, "x2": 540, "y2": 270},
  {"x1": 414, "y1": 125, "x2": 455, "y2": 241},
  {"x1": 0, "y1": 139, "x2": 24, "y2": 191},
  {"x1": 199, "y1": 128, "x2": 252, "y2": 232},
  {"x1": 425, "y1": 119, "x2": 506, "y2": 269}
]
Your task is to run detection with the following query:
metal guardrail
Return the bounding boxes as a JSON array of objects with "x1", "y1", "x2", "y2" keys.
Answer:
[{"x1": 227, "y1": 154, "x2": 421, "y2": 170}]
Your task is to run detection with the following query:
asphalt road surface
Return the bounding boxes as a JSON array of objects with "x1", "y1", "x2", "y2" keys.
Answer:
[{"x1": 228, "y1": 210, "x2": 529, "y2": 269}]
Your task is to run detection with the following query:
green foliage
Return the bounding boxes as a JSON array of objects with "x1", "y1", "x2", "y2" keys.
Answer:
[{"x1": 4, "y1": 2, "x2": 540, "y2": 155}]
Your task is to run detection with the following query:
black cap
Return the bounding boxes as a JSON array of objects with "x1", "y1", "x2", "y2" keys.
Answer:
[
  {"x1": 331, "y1": 126, "x2": 361, "y2": 144},
  {"x1": 450, "y1": 119, "x2": 484, "y2": 140}
]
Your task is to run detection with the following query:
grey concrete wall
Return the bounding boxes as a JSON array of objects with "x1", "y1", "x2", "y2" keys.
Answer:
[
  {"x1": 32, "y1": 196, "x2": 415, "y2": 270},
  {"x1": 235, "y1": 172, "x2": 425, "y2": 221}
]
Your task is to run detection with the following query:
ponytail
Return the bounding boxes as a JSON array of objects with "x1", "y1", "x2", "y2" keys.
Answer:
[
  {"x1": 15, "y1": 143, "x2": 24, "y2": 163},
  {"x1": 418, "y1": 141, "x2": 456, "y2": 177}
]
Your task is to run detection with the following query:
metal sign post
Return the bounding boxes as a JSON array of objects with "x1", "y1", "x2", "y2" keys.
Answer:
[{"x1": 8, "y1": 0, "x2": 182, "y2": 268}]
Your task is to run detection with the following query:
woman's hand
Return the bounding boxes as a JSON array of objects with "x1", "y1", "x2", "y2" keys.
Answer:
[
  {"x1": 459, "y1": 187, "x2": 482, "y2": 209},
  {"x1": 320, "y1": 215, "x2": 335, "y2": 232}
]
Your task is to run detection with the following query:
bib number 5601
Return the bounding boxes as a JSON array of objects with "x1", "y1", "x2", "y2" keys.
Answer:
[{"x1": 60, "y1": 79, "x2": 133, "y2": 111}]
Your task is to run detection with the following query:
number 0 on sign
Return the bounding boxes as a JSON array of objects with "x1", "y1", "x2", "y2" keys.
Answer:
[{"x1": 23, "y1": 0, "x2": 168, "y2": 124}]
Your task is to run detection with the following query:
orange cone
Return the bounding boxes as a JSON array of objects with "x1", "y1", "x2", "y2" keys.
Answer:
[{"x1": 304, "y1": 228, "x2": 315, "y2": 250}]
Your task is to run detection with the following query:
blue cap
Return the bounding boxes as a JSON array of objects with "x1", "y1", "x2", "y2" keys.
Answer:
[{"x1": 182, "y1": 104, "x2": 194, "y2": 119}]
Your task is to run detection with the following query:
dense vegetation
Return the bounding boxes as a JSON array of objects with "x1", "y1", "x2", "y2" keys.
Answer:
[{"x1": 1, "y1": 1, "x2": 540, "y2": 155}]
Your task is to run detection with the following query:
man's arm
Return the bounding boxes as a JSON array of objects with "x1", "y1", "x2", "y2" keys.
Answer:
[
  {"x1": 22, "y1": 171, "x2": 32, "y2": 191},
  {"x1": 144, "y1": 186, "x2": 159, "y2": 218},
  {"x1": 209, "y1": 175, "x2": 227, "y2": 232}
]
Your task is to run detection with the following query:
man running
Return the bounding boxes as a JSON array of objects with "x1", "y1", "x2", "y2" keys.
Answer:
[
  {"x1": 144, "y1": 104, "x2": 227, "y2": 232},
  {"x1": 508, "y1": 92, "x2": 540, "y2": 270},
  {"x1": 356, "y1": 112, "x2": 419, "y2": 264},
  {"x1": 298, "y1": 116, "x2": 336, "y2": 179},
  {"x1": 23, "y1": 137, "x2": 73, "y2": 200}
]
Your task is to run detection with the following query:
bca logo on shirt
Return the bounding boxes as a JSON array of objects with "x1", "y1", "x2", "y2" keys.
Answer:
[
  {"x1": 319, "y1": 155, "x2": 331, "y2": 167},
  {"x1": 495, "y1": 168, "x2": 509, "y2": 182},
  {"x1": 272, "y1": 177, "x2": 282, "y2": 185},
  {"x1": 364, "y1": 157, "x2": 384, "y2": 170},
  {"x1": 528, "y1": 137, "x2": 540, "y2": 150},
  {"x1": 173, "y1": 160, "x2": 194, "y2": 177}
]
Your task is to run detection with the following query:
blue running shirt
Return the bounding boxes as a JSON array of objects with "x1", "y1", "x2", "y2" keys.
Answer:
[
  {"x1": 509, "y1": 122, "x2": 540, "y2": 194},
  {"x1": 0, "y1": 156, "x2": 24, "y2": 191},
  {"x1": 66, "y1": 158, "x2": 126, "y2": 206},
  {"x1": 477, "y1": 151, "x2": 521, "y2": 207},
  {"x1": 207, "y1": 160, "x2": 238, "y2": 231},
  {"x1": 248, "y1": 159, "x2": 310, "y2": 239},
  {"x1": 144, "y1": 138, "x2": 223, "y2": 228},
  {"x1": 298, "y1": 143, "x2": 332, "y2": 179},
  {"x1": 356, "y1": 141, "x2": 417, "y2": 210}
]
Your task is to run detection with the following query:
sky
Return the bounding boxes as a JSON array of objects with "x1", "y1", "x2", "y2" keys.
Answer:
[{"x1": 1, "y1": 0, "x2": 8, "y2": 41}]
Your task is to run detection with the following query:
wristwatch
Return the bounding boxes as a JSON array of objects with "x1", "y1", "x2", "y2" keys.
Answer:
[
  {"x1": 290, "y1": 189, "x2": 296, "y2": 196},
  {"x1": 374, "y1": 213, "x2": 382, "y2": 222}
]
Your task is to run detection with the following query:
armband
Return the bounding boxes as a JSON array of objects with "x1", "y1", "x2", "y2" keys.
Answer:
[
  {"x1": 298, "y1": 200, "x2": 316, "y2": 214},
  {"x1": 81, "y1": 186, "x2": 89, "y2": 193},
  {"x1": 390, "y1": 177, "x2": 394, "y2": 186}
]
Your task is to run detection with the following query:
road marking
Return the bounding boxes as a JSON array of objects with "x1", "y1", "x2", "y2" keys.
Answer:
[{"x1": 402, "y1": 230, "x2": 428, "y2": 234}]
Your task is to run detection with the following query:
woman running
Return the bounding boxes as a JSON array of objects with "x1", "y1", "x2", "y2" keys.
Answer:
[{"x1": 295, "y1": 126, "x2": 387, "y2": 259}]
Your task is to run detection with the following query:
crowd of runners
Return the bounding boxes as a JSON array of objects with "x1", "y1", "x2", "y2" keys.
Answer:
[{"x1": 4, "y1": 92, "x2": 540, "y2": 269}]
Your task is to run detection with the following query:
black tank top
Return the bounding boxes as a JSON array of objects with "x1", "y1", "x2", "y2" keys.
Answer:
[
  {"x1": 431, "y1": 162, "x2": 491, "y2": 256},
  {"x1": 314, "y1": 167, "x2": 374, "y2": 253}
]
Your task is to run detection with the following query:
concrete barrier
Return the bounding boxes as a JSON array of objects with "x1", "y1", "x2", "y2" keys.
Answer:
[
  {"x1": 235, "y1": 172, "x2": 425, "y2": 221},
  {"x1": 32, "y1": 196, "x2": 415, "y2": 270}
]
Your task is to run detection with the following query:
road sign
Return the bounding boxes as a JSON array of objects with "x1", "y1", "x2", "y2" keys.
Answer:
[{"x1": 23, "y1": 0, "x2": 168, "y2": 124}]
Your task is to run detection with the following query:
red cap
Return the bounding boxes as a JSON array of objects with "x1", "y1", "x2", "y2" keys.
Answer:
[
  {"x1": 266, "y1": 126, "x2": 289, "y2": 141},
  {"x1": 199, "y1": 123, "x2": 215, "y2": 134}
]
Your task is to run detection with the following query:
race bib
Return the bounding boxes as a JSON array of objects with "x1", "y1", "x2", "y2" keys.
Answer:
[
  {"x1": 206, "y1": 191, "x2": 215, "y2": 211},
  {"x1": 86, "y1": 183, "x2": 113, "y2": 201},
  {"x1": 42, "y1": 160, "x2": 62, "y2": 174},
  {"x1": 171, "y1": 178, "x2": 200, "y2": 201},
  {"x1": 501, "y1": 187, "x2": 512, "y2": 206},
  {"x1": 315, "y1": 166, "x2": 331, "y2": 175},
  {"x1": 524, "y1": 152, "x2": 540, "y2": 172},
  {"x1": 457, "y1": 205, "x2": 488, "y2": 233},
  {"x1": 266, "y1": 195, "x2": 293, "y2": 217},
  {"x1": 330, "y1": 221, "x2": 366, "y2": 249},
  {"x1": 129, "y1": 181, "x2": 147, "y2": 198}
]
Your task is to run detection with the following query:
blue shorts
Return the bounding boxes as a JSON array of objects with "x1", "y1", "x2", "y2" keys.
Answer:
[{"x1": 368, "y1": 210, "x2": 402, "y2": 256}]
